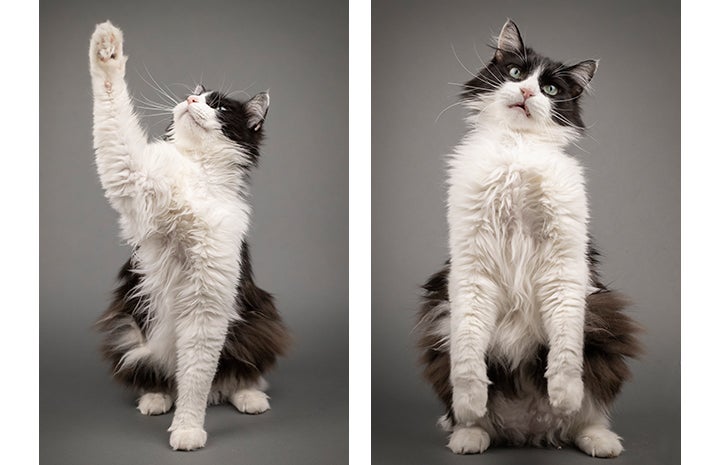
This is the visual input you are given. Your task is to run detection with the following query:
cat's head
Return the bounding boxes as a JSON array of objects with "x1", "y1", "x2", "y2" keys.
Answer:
[
  {"x1": 169, "y1": 85, "x2": 269, "y2": 162},
  {"x1": 462, "y1": 19, "x2": 597, "y2": 138}
]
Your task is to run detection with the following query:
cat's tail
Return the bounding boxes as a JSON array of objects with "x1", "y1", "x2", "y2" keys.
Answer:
[
  {"x1": 582, "y1": 289, "x2": 643, "y2": 405},
  {"x1": 415, "y1": 260, "x2": 643, "y2": 426}
]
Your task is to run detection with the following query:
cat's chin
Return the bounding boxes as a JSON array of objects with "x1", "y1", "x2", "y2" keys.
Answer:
[{"x1": 508, "y1": 103, "x2": 530, "y2": 118}]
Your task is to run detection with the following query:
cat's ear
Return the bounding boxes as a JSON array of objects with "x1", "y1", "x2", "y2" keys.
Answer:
[
  {"x1": 495, "y1": 19, "x2": 524, "y2": 60},
  {"x1": 245, "y1": 91, "x2": 270, "y2": 131},
  {"x1": 566, "y1": 60, "x2": 599, "y2": 96},
  {"x1": 193, "y1": 84, "x2": 206, "y2": 95}
]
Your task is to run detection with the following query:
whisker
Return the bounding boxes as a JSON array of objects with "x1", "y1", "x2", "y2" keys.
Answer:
[
  {"x1": 451, "y1": 43, "x2": 480, "y2": 80},
  {"x1": 435, "y1": 100, "x2": 465, "y2": 123}
]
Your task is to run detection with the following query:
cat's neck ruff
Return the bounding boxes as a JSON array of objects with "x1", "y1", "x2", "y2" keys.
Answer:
[{"x1": 465, "y1": 119, "x2": 580, "y2": 152}]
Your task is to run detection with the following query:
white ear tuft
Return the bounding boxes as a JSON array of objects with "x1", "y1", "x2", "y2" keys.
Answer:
[
  {"x1": 246, "y1": 91, "x2": 270, "y2": 131},
  {"x1": 495, "y1": 19, "x2": 524, "y2": 60}
]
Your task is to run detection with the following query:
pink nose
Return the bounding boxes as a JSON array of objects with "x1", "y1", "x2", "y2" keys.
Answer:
[
  {"x1": 520, "y1": 88, "x2": 534, "y2": 100},
  {"x1": 187, "y1": 95, "x2": 199, "y2": 104}
]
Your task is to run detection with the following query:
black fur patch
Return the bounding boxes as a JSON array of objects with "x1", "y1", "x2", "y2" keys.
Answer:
[
  {"x1": 213, "y1": 241, "x2": 292, "y2": 386},
  {"x1": 96, "y1": 257, "x2": 174, "y2": 392},
  {"x1": 416, "y1": 245, "x2": 642, "y2": 424},
  {"x1": 205, "y1": 91, "x2": 266, "y2": 164}
]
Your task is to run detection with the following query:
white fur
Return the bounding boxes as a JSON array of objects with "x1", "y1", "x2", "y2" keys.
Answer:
[
  {"x1": 90, "y1": 22, "x2": 260, "y2": 450},
  {"x1": 138, "y1": 393, "x2": 174, "y2": 415},
  {"x1": 448, "y1": 426, "x2": 491, "y2": 454},
  {"x1": 575, "y1": 425, "x2": 624, "y2": 458},
  {"x1": 446, "y1": 35, "x2": 591, "y2": 443},
  {"x1": 230, "y1": 389, "x2": 271, "y2": 414}
]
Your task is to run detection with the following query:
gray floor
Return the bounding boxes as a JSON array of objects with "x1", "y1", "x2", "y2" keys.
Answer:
[
  {"x1": 40, "y1": 321, "x2": 348, "y2": 465},
  {"x1": 372, "y1": 373, "x2": 679, "y2": 465}
]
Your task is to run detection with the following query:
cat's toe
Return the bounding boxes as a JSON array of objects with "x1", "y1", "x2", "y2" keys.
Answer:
[
  {"x1": 169, "y1": 428, "x2": 207, "y2": 451},
  {"x1": 137, "y1": 393, "x2": 173, "y2": 415},
  {"x1": 447, "y1": 426, "x2": 490, "y2": 454},
  {"x1": 230, "y1": 389, "x2": 270, "y2": 414},
  {"x1": 576, "y1": 428, "x2": 624, "y2": 458}
]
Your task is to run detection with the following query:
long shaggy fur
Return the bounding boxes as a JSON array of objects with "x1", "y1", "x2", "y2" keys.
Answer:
[
  {"x1": 417, "y1": 254, "x2": 642, "y2": 442},
  {"x1": 97, "y1": 241, "x2": 291, "y2": 397},
  {"x1": 417, "y1": 19, "x2": 642, "y2": 457},
  {"x1": 89, "y1": 21, "x2": 289, "y2": 451}
]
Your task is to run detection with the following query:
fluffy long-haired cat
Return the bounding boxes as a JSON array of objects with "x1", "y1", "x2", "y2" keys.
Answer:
[
  {"x1": 89, "y1": 21, "x2": 290, "y2": 451},
  {"x1": 416, "y1": 20, "x2": 642, "y2": 457}
]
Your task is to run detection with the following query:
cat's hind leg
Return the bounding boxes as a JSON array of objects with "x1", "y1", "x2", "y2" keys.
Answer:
[
  {"x1": 575, "y1": 425, "x2": 623, "y2": 458},
  {"x1": 447, "y1": 425, "x2": 491, "y2": 455},
  {"x1": 230, "y1": 389, "x2": 270, "y2": 415},
  {"x1": 573, "y1": 403, "x2": 623, "y2": 458},
  {"x1": 229, "y1": 382, "x2": 270, "y2": 415},
  {"x1": 138, "y1": 392, "x2": 174, "y2": 416}
]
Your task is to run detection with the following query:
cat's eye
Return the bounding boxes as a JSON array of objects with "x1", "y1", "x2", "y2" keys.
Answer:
[
  {"x1": 219, "y1": 107, "x2": 226, "y2": 112},
  {"x1": 508, "y1": 67, "x2": 522, "y2": 79},
  {"x1": 542, "y1": 84, "x2": 558, "y2": 96}
]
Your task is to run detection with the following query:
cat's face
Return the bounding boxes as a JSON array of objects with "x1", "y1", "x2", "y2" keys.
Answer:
[
  {"x1": 170, "y1": 85, "x2": 269, "y2": 157},
  {"x1": 462, "y1": 20, "x2": 597, "y2": 137}
]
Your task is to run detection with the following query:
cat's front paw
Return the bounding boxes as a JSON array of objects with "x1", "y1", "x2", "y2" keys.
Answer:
[
  {"x1": 89, "y1": 21, "x2": 126, "y2": 76},
  {"x1": 451, "y1": 379, "x2": 488, "y2": 424},
  {"x1": 547, "y1": 373, "x2": 584, "y2": 415},
  {"x1": 169, "y1": 427, "x2": 207, "y2": 451}
]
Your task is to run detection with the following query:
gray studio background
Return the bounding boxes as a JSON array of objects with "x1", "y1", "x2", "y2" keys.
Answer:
[
  {"x1": 372, "y1": 0, "x2": 679, "y2": 464},
  {"x1": 40, "y1": 1, "x2": 348, "y2": 464}
]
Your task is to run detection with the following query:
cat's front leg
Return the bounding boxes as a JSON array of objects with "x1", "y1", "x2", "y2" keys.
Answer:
[
  {"x1": 167, "y1": 246, "x2": 240, "y2": 451},
  {"x1": 89, "y1": 22, "x2": 159, "y2": 238},
  {"x1": 447, "y1": 261, "x2": 500, "y2": 426},
  {"x1": 538, "y1": 239, "x2": 588, "y2": 415},
  {"x1": 168, "y1": 308, "x2": 231, "y2": 451}
]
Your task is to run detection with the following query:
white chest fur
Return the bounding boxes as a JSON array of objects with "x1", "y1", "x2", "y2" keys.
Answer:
[{"x1": 447, "y1": 129, "x2": 589, "y2": 368}]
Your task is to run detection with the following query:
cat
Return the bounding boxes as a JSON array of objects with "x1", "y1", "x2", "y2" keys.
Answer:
[
  {"x1": 416, "y1": 19, "x2": 641, "y2": 457},
  {"x1": 89, "y1": 21, "x2": 290, "y2": 451}
]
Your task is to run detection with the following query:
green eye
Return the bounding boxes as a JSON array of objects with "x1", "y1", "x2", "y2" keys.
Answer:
[
  {"x1": 542, "y1": 84, "x2": 558, "y2": 96},
  {"x1": 509, "y1": 67, "x2": 522, "y2": 79}
]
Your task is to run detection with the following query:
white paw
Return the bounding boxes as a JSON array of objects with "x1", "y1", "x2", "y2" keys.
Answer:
[
  {"x1": 576, "y1": 428, "x2": 624, "y2": 458},
  {"x1": 547, "y1": 373, "x2": 584, "y2": 415},
  {"x1": 169, "y1": 428, "x2": 207, "y2": 451},
  {"x1": 137, "y1": 393, "x2": 173, "y2": 415},
  {"x1": 447, "y1": 426, "x2": 491, "y2": 454},
  {"x1": 230, "y1": 389, "x2": 270, "y2": 414},
  {"x1": 89, "y1": 21, "x2": 126, "y2": 74},
  {"x1": 451, "y1": 380, "x2": 488, "y2": 424}
]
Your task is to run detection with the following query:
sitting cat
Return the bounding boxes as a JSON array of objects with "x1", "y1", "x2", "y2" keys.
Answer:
[
  {"x1": 416, "y1": 19, "x2": 641, "y2": 457},
  {"x1": 89, "y1": 21, "x2": 290, "y2": 451}
]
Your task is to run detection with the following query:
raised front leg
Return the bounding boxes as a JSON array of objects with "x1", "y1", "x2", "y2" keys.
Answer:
[{"x1": 89, "y1": 22, "x2": 166, "y2": 238}]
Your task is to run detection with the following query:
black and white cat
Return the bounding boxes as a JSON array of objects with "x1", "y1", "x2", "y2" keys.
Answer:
[
  {"x1": 416, "y1": 20, "x2": 641, "y2": 457},
  {"x1": 89, "y1": 21, "x2": 290, "y2": 451}
]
